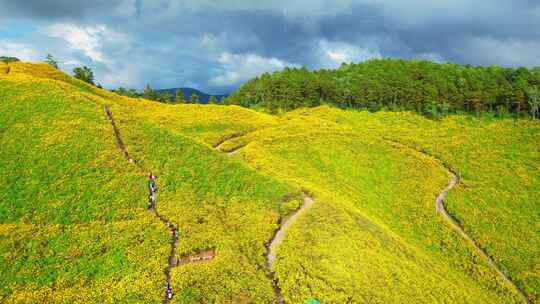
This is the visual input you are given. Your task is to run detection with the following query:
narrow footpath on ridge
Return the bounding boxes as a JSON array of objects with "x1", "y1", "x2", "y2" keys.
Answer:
[
  {"x1": 104, "y1": 105, "x2": 179, "y2": 304},
  {"x1": 386, "y1": 139, "x2": 529, "y2": 304},
  {"x1": 214, "y1": 135, "x2": 316, "y2": 304}
]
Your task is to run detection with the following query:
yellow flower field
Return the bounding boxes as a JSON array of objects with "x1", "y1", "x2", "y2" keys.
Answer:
[{"x1": 1, "y1": 63, "x2": 538, "y2": 303}]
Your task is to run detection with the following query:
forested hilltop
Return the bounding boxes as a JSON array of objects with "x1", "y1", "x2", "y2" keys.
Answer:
[{"x1": 225, "y1": 59, "x2": 540, "y2": 118}]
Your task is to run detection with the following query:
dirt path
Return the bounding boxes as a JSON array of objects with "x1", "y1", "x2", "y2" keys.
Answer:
[
  {"x1": 386, "y1": 139, "x2": 529, "y2": 303},
  {"x1": 436, "y1": 171, "x2": 529, "y2": 303},
  {"x1": 265, "y1": 194, "x2": 315, "y2": 304},
  {"x1": 267, "y1": 194, "x2": 314, "y2": 269},
  {"x1": 104, "y1": 105, "x2": 180, "y2": 304},
  {"x1": 213, "y1": 133, "x2": 245, "y2": 149},
  {"x1": 215, "y1": 136, "x2": 317, "y2": 304}
]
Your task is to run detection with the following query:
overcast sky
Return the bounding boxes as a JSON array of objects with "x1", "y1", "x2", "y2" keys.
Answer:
[{"x1": 1, "y1": 0, "x2": 539, "y2": 93}]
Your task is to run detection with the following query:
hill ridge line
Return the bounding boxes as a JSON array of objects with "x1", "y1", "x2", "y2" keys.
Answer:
[
  {"x1": 103, "y1": 105, "x2": 179, "y2": 304},
  {"x1": 384, "y1": 139, "x2": 530, "y2": 304}
]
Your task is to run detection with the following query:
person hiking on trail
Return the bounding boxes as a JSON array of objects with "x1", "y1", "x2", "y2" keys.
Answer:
[
  {"x1": 169, "y1": 254, "x2": 178, "y2": 267},
  {"x1": 148, "y1": 192, "x2": 155, "y2": 209},
  {"x1": 148, "y1": 173, "x2": 157, "y2": 193},
  {"x1": 165, "y1": 283, "x2": 173, "y2": 300},
  {"x1": 166, "y1": 286, "x2": 173, "y2": 300},
  {"x1": 171, "y1": 227, "x2": 178, "y2": 238}
]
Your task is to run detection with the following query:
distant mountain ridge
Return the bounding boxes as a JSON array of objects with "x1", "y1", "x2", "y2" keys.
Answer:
[{"x1": 156, "y1": 87, "x2": 228, "y2": 103}]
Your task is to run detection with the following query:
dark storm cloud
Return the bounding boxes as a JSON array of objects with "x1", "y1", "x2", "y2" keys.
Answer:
[
  {"x1": 0, "y1": 0, "x2": 132, "y2": 19},
  {"x1": 1, "y1": 0, "x2": 539, "y2": 92}
]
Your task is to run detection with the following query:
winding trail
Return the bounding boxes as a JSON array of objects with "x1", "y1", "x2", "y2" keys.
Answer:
[
  {"x1": 437, "y1": 171, "x2": 529, "y2": 303},
  {"x1": 264, "y1": 194, "x2": 315, "y2": 304},
  {"x1": 267, "y1": 194, "x2": 314, "y2": 269},
  {"x1": 104, "y1": 105, "x2": 180, "y2": 304},
  {"x1": 387, "y1": 139, "x2": 529, "y2": 303},
  {"x1": 214, "y1": 135, "x2": 316, "y2": 304},
  {"x1": 107, "y1": 120, "x2": 530, "y2": 302}
]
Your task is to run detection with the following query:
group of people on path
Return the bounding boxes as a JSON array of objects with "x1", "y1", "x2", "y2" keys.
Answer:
[
  {"x1": 147, "y1": 173, "x2": 175, "y2": 301},
  {"x1": 146, "y1": 174, "x2": 319, "y2": 303}
]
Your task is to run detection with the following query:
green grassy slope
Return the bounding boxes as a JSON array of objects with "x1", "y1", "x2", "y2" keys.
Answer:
[
  {"x1": 105, "y1": 104, "x2": 299, "y2": 303},
  {"x1": 222, "y1": 114, "x2": 533, "y2": 303},
  {"x1": 1, "y1": 63, "x2": 538, "y2": 303},
  {"x1": 0, "y1": 73, "x2": 168, "y2": 302},
  {"x1": 0, "y1": 62, "x2": 8, "y2": 74},
  {"x1": 307, "y1": 107, "x2": 540, "y2": 301},
  {"x1": 0, "y1": 63, "x2": 298, "y2": 303}
]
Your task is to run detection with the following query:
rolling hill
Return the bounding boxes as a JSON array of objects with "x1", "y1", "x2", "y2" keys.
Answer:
[{"x1": 1, "y1": 61, "x2": 538, "y2": 303}]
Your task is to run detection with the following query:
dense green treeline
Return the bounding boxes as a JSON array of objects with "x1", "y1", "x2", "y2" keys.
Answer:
[
  {"x1": 225, "y1": 59, "x2": 540, "y2": 118},
  {"x1": 0, "y1": 56, "x2": 20, "y2": 63},
  {"x1": 111, "y1": 85, "x2": 208, "y2": 104}
]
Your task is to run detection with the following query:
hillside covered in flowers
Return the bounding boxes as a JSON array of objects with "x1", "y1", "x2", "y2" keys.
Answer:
[{"x1": 1, "y1": 62, "x2": 538, "y2": 303}]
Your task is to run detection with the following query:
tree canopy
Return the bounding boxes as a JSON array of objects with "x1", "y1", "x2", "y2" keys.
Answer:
[
  {"x1": 73, "y1": 66, "x2": 95, "y2": 85},
  {"x1": 143, "y1": 84, "x2": 156, "y2": 100},
  {"x1": 175, "y1": 89, "x2": 185, "y2": 103},
  {"x1": 190, "y1": 92, "x2": 200, "y2": 103},
  {"x1": 225, "y1": 59, "x2": 540, "y2": 118},
  {"x1": 45, "y1": 54, "x2": 58, "y2": 69},
  {"x1": 112, "y1": 86, "x2": 174, "y2": 103},
  {"x1": 0, "y1": 56, "x2": 20, "y2": 63},
  {"x1": 156, "y1": 91, "x2": 172, "y2": 103}
]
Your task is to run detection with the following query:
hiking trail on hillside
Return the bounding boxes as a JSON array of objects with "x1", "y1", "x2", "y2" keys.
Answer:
[
  {"x1": 102, "y1": 113, "x2": 529, "y2": 303},
  {"x1": 267, "y1": 194, "x2": 314, "y2": 269},
  {"x1": 215, "y1": 135, "x2": 316, "y2": 304},
  {"x1": 386, "y1": 139, "x2": 530, "y2": 304},
  {"x1": 436, "y1": 171, "x2": 529, "y2": 303},
  {"x1": 264, "y1": 194, "x2": 315, "y2": 304},
  {"x1": 104, "y1": 105, "x2": 179, "y2": 304}
]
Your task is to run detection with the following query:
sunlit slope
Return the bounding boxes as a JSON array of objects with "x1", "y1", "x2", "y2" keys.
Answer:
[
  {"x1": 104, "y1": 101, "x2": 300, "y2": 303},
  {"x1": 0, "y1": 63, "x2": 298, "y2": 303},
  {"x1": 297, "y1": 107, "x2": 540, "y2": 302},
  {"x1": 0, "y1": 71, "x2": 168, "y2": 302},
  {"x1": 102, "y1": 92, "x2": 537, "y2": 302},
  {"x1": 109, "y1": 97, "x2": 278, "y2": 146},
  {"x1": 1, "y1": 63, "x2": 537, "y2": 303},
  {"x1": 0, "y1": 62, "x2": 7, "y2": 74},
  {"x1": 220, "y1": 114, "x2": 527, "y2": 303},
  {"x1": 227, "y1": 107, "x2": 537, "y2": 302},
  {"x1": 8, "y1": 61, "x2": 278, "y2": 147},
  {"x1": 6, "y1": 62, "x2": 119, "y2": 101}
]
